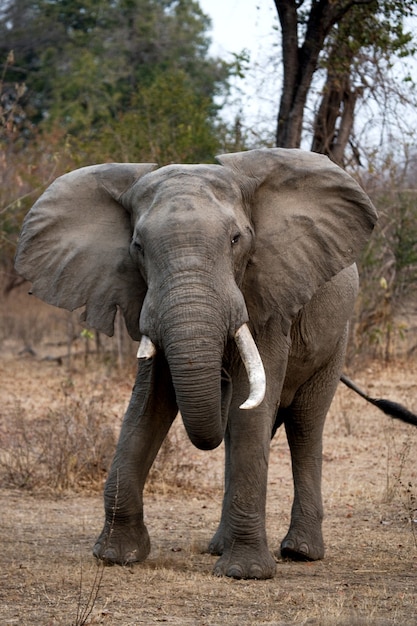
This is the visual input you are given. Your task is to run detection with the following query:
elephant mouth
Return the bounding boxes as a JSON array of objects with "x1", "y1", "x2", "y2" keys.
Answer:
[{"x1": 137, "y1": 322, "x2": 266, "y2": 411}]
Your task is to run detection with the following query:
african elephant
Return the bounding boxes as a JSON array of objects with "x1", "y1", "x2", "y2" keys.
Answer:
[{"x1": 15, "y1": 148, "x2": 377, "y2": 579}]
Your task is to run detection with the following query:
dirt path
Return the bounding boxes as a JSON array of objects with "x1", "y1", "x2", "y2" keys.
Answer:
[{"x1": 1, "y1": 355, "x2": 416, "y2": 625}]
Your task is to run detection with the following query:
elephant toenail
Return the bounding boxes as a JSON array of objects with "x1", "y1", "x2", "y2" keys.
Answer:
[
  {"x1": 123, "y1": 550, "x2": 138, "y2": 564},
  {"x1": 227, "y1": 565, "x2": 244, "y2": 579},
  {"x1": 281, "y1": 539, "x2": 295, "y2": 552},
  {"x1": 101, "y1": 548, "x2": 117, "y2": 563},
  {"x1": 249, "y1": 565, "x2": 264, "y2": 579},
  {"x1": 299, "y1": 542, "x2": 309, "y2": 556}
]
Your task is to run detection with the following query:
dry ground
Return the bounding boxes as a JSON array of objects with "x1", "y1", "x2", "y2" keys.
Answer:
[{"x1": 0, "y1": 292, "x2": 416, "y2": 625}]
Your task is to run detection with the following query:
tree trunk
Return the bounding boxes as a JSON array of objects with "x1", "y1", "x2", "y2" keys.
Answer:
[
  {"x1": 273, "y1": 0, "x2": 374, "y2": 149},
  {"x1": 311, "y1": 75, "x2": 342, "y2": 157},
  {"x1": 330, "y1": 86, "x2": 358, "y2": 165},
  {"x1": 311, "y1": 71, "x2": 359, "y2": 166}
]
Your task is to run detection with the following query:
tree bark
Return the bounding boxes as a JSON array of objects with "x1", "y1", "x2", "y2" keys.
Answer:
[
  {"x1": 311, "y1": 71, "x2": 359, "y2": 166},
  {"x1": 330, "y1": 86, "x2": 358, "y2": 165},
  {"x1": 273, "y1": 0, "x2": 375, "y2": 149}
]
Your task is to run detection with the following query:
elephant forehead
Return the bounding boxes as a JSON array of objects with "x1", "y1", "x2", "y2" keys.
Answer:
[
  {"x1": 136, "y1": 164, "x2": 242, "y2": 207},
  {"x1": 140, "y1": 201, "x2": 234, "y2": 239}
]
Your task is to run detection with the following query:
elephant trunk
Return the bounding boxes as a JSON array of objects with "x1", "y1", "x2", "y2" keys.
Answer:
[
  {"x1": 168, "y1": 350, "x2": 225, "y2": 450},
  {"x1": 160, "y1": 306, "x2": 227, "y2": 450},
  {"x1": 138, "y1": 273, "x2": 265, "y2": 450},
  {"x1": 138, "y1": 323, "x2": 265, "y2": 451}
]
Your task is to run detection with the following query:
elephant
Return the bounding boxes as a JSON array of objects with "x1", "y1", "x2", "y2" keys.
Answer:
[{"x1": 15, "y1": 148, "x2": 378, "y2": 580}]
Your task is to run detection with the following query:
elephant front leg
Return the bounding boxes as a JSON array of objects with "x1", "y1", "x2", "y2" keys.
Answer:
[
  {"x1": 211, "y1": 408, "x2": 276, "y2": 580},
  {"x1": 93, "y1": 355, "x2": 177, "y2": 565}
]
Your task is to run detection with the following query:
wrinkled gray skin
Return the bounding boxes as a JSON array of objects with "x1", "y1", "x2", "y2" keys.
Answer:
[{"x1": 15, "y1": 149, "x2": 377, "y2": 579}]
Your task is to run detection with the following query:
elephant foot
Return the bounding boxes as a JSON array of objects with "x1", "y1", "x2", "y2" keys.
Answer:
[
  {"x1": 93, "y1": 518, "x2": 151, "y2": 566},
  {"x1": 212, "y1": 542, "x2": 276, "y2": 580},
  {"x1": 207, "y1": 527, "x2": 224, "y2": 556},
  {"x1": 279, "y1": 528, "x2": 324, "y2": 561}
]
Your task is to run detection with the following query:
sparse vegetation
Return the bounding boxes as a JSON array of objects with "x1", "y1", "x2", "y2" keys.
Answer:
[
  {"x1": 1, "y1": 286, "x2": 416, "y2": 624},
  {"x1": 0, "y1": 392, "x2": 115, "y2": 492},
  {"x1": 0, "y1": 386, "x2": 217, "y2": 495},
  {"x1": 347, "y1": 168, "x2": 417, "y2": 362},
  {"x1": 1, "y1": 2, "x2": 416, "y2": 623}
]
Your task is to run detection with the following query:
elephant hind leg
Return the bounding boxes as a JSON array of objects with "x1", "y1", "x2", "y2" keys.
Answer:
[
  {"x1": 278, "y1": 346, "x2": 346, "y2": 561},
  {"x1": 278, "y1": 403, "x2": 327, "y2": 562}
]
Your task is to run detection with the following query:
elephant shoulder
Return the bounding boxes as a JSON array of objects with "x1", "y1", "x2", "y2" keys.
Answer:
[{"x1": 291, "y1": 264, "x2": 359, "y2": 355}]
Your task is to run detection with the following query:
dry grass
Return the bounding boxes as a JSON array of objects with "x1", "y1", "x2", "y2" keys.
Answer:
[
  {"x1": 0, "y1": 392, "x2": 116, "y2": 492},
  {"x1": 0, "y1": 363, "x2": 218, "y2": 497},
  {"x1": 1, "y1": 291, "x2": 416, "y2": 625}
]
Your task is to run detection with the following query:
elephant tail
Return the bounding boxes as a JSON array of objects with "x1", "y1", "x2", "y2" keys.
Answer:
[{"x1": 340, "y1": 374, "x2": 417, "y2": 427}]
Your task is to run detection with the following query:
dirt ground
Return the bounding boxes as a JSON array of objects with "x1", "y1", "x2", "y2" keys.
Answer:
[{"x1": 0, "y1": 296, "x2": 416, "y2": 625}]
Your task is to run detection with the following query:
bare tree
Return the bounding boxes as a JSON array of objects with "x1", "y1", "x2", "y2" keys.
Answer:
[{"x1": 273, "y1": 0, "x2": 416, "y2": 163}]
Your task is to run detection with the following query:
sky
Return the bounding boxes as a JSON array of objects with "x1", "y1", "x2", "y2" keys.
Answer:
[
  {"x1": 197, "y1": 1, "x2": 280, "y2": 136},
  {"x1": 198, "y1": 1, "x2": 277, "y2": 58}
]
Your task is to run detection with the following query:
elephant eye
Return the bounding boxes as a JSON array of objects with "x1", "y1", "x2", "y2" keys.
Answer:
[
  {"x1": 132, "y1": 240, "x2": 144, "y2": 255},
  {"x1": 231, "y1": 233, "x2": 241, "y2": 245}
]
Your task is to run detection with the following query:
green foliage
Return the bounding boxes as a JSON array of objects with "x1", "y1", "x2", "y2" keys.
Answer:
[
  {"x1": 0, "y1": 0, "x2": 243, "y2": 275},
  {"x1": 96, "y1": 68, "x2": 221, "y2": 164},
  {"x1": 321, "y1": 0, "x2": 416, "y2": 76},
  {"x1": 0, "y1": 0, "x2": 232, "y2": 141}
]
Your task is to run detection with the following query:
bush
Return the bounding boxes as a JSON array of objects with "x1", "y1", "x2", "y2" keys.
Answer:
[
  {"x1": 0, "y1": 384, "x2": 115, "y2": 492},
  {"x1": 351, "y1": 186, "x2": 417, "y2": 361}
]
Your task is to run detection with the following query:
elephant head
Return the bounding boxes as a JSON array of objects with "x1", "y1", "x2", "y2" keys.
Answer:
[{"x1": 15, "y1": 149, "x2": 377, "y2": 450}]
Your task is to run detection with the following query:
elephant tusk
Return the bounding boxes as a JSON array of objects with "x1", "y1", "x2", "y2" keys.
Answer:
[
  {"x1": 137, "y1": 335, "x2": 157, "y2": 359},
  {"x1": 234, "y1": 324, "x2": 266, "y2": 410}
]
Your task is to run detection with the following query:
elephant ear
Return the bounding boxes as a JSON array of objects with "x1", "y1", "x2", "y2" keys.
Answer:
[
  {"x1": 15, "y1": 163, "x2": 157, "y2": 340},
  {"x1": 217, "y1": 148, "x2": 377, "y2": 329}
]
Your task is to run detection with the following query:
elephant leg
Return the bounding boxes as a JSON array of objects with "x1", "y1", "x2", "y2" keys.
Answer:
[
  {"x1": 210, "y1": 338, "x2": 290, "y2": 580},
  {"x1": 208, "y1": 428, "x2": 231, "y2": 557},
  {"x1": 279, "y1": 345, "x2": 346, "y2": 561},
  {"x1": 93, "y1": 353, "x2": 177, "y2": 565},
  {"x1": 211, "y1": 402, "x2": 277, "y2": 579}
]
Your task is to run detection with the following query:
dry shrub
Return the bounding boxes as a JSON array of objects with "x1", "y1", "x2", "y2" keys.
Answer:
[
  {"x1": 0, "y1": 384, "x2": 116, "y2": 492},
  {"x1": 0, "y1": 402, "x2": 215, "y2": 495},
  {"x1": 0, "y1": 365, "x2": 216, "y2": 496},
  {"x1": 382, "y1": 432, "x2": 417, "y2": 547},
  {"x1": 146, "y1": 421, "x2": 217, "y2": 495},
  {"x1": 351, "y1": 187, "x2": 417, "y2": 362}
]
